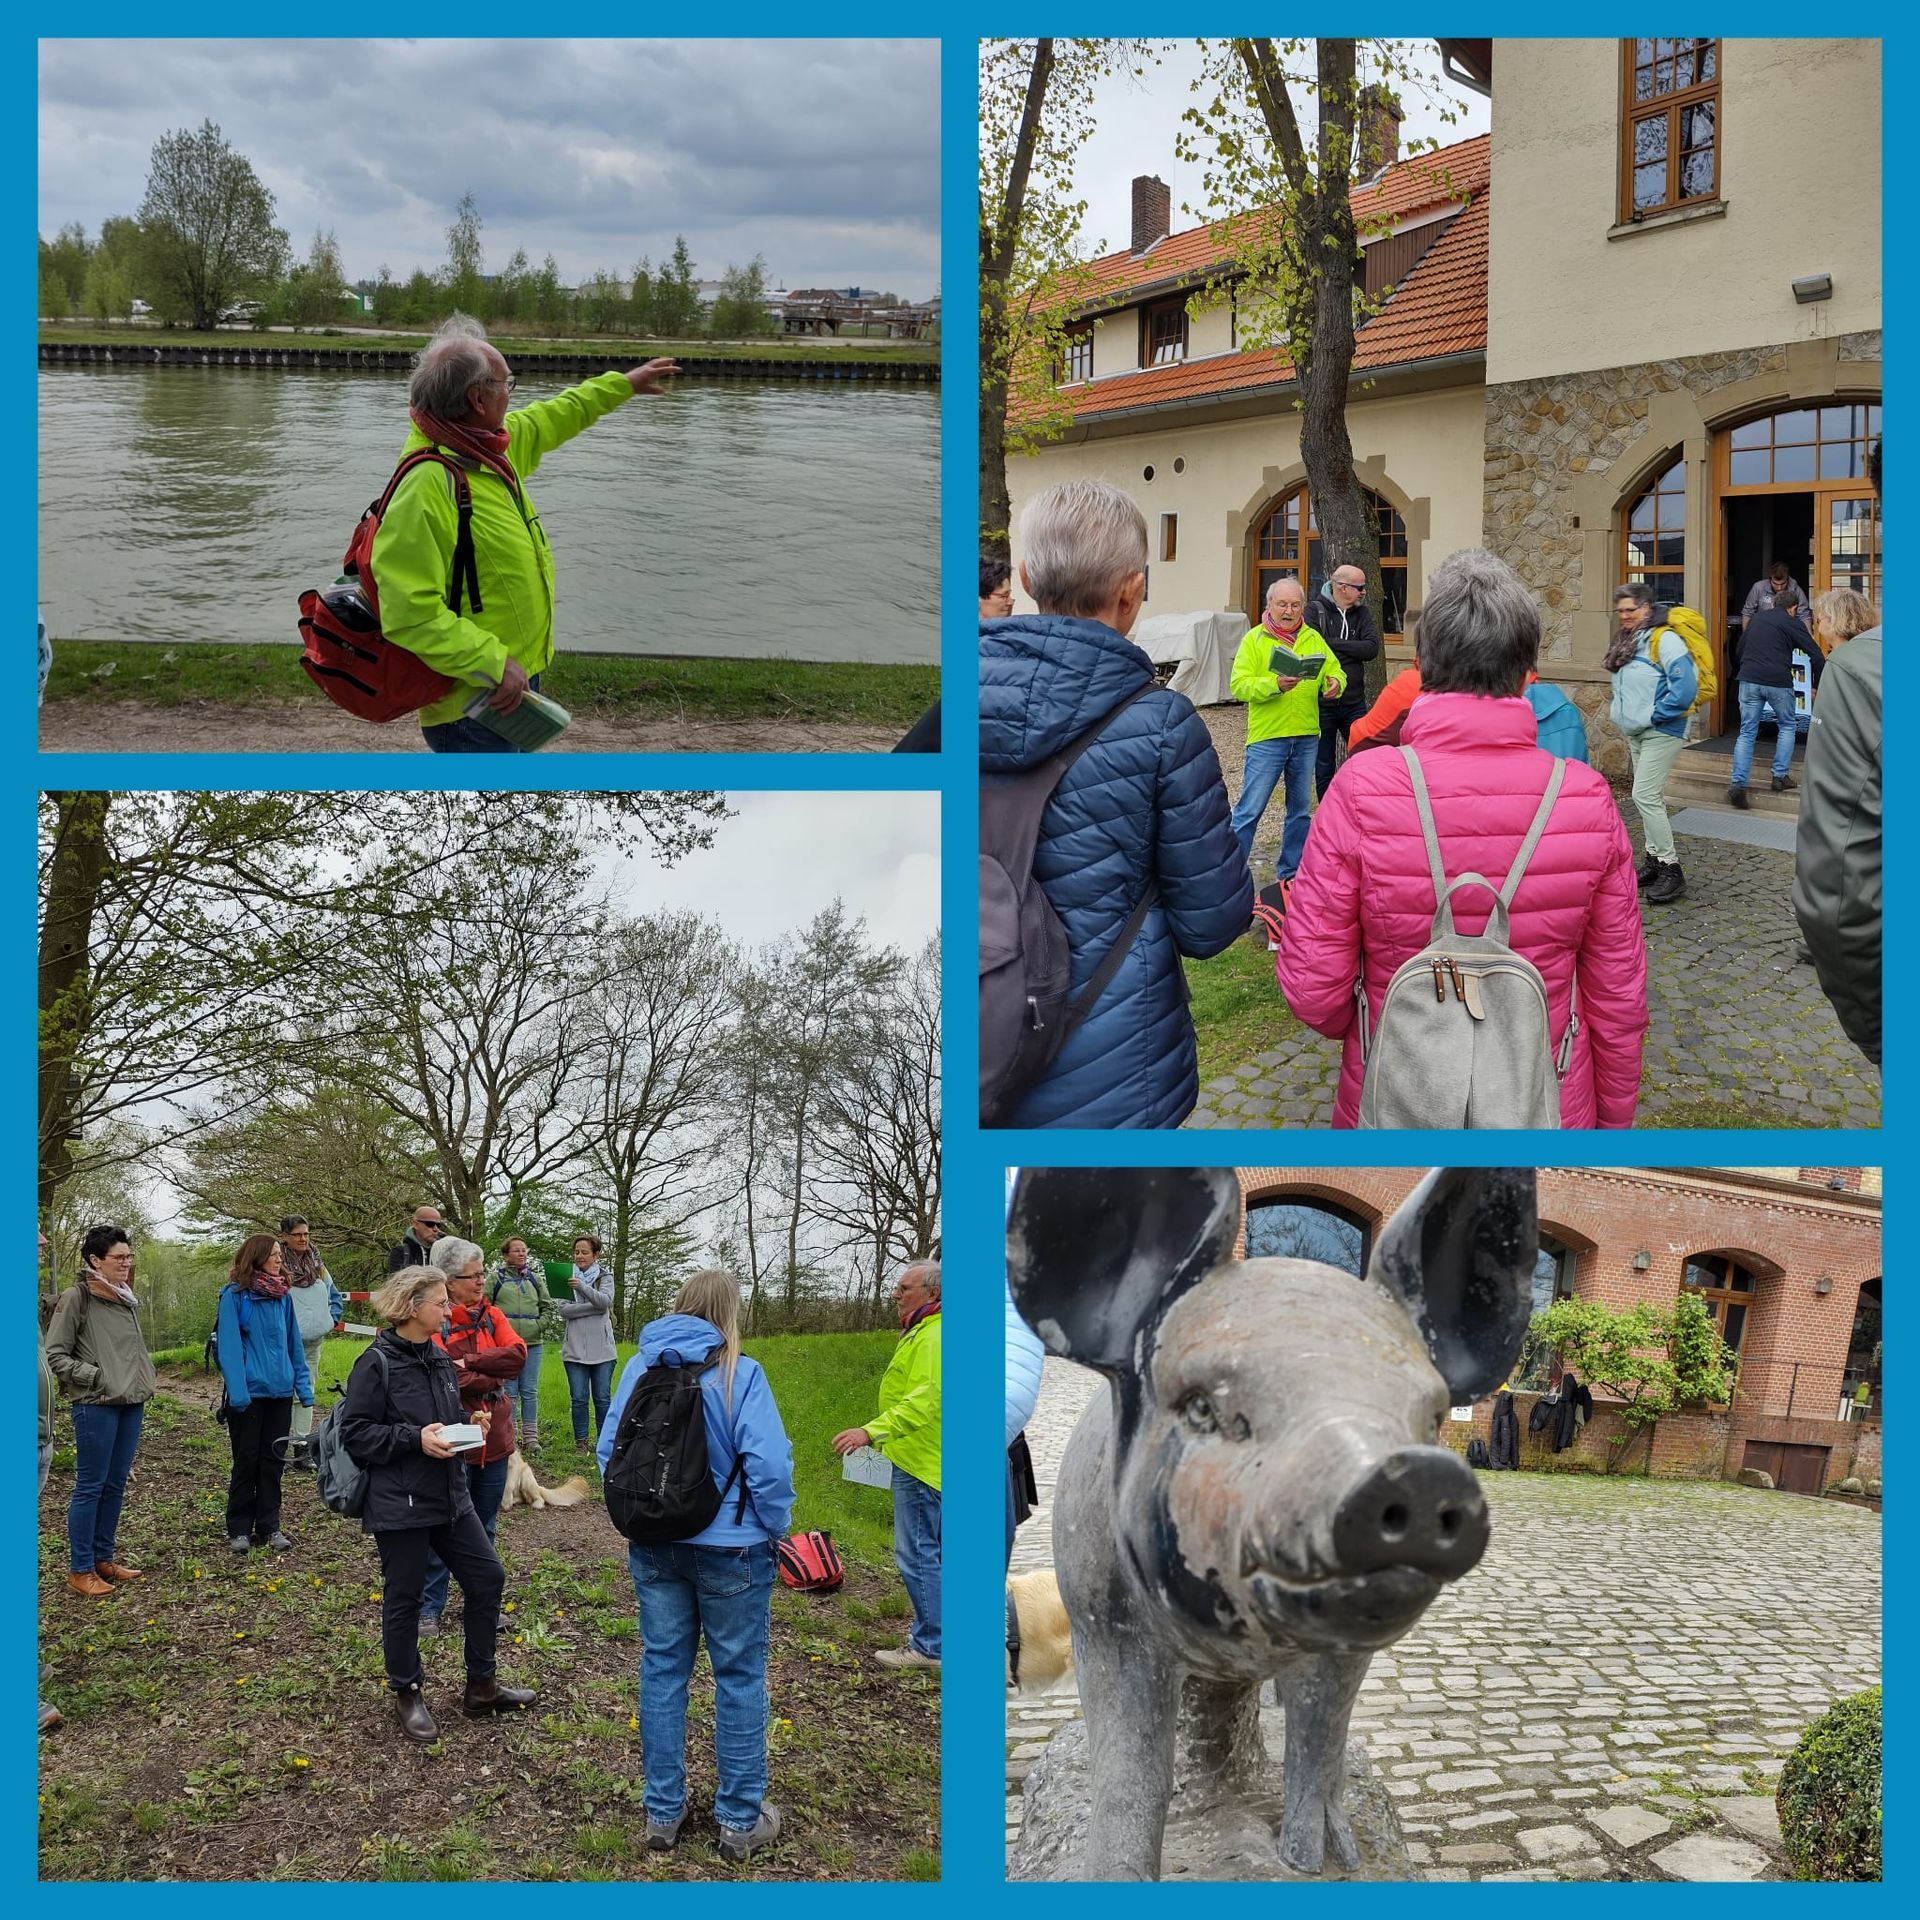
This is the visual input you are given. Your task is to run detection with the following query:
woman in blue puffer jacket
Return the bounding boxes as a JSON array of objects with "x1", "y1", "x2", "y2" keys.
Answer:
[
  {"x1": 216, "y1": 1233, "x2": 314, "y2": 1555},
  {"x1": 981, "y1": 480, "x2": 1253, "y2": 1128}
]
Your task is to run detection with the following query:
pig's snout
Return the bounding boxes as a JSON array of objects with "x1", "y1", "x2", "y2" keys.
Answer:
[{"x1": 1330, "y1": 1447, "x2": 1489, "y2": 1581}]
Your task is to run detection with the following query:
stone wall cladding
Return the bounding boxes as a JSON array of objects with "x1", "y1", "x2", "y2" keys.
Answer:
[{"x1": 1482, "y1": 330, "x2": 1882, "y2": 667}]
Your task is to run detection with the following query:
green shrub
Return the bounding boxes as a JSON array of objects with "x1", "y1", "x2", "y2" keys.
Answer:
[{"x1": 1777, "y1": 1687, "x2": 1881, "y2": 1880}]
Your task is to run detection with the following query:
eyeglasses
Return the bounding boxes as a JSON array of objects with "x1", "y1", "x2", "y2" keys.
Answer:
[
  {"x1": 484, "y1": 375, "x2": 517, "y2": 394},
  {"x1": 1333, "y1": 577, "x2": 1364, "y2": 591}
]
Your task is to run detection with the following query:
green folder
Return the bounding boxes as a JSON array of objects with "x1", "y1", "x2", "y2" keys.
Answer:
[
  {"x1": 1267, "y1": 645, "x2": 1326, "y2": 679},
  {"x1": 459, "y1": 686, "x2": 572, "y2": 751}
]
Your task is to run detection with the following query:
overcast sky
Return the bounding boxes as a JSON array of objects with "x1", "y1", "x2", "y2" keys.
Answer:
[
  {"x1": 39, "y1": 38, "x2": 941, "y2": 294},
  {"x1": 1065, "y1": 40, "x2": 1490, "y2": 257},
  {"x1": 599, "y1": 790, "x2": 939, "y2": 954}
]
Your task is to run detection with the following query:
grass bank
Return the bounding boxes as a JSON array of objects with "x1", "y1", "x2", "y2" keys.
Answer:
[
  {"x1": 40, "y1": 326, "x2": 937, "y2": 365},
  {"x1": 38, "y1": 1334, "x2": 935, "y2": 1881},
  {"x1": 1185, "y1": 936, "x2": 1306, "y2": 1089},
  {"x1": 45, "y1": 640, "x2": 939, "y2": 731}
]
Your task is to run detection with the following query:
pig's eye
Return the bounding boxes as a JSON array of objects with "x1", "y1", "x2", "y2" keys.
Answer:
[{"x1": 1179, "y1": 1391, "x2": 1220, "y2": 1435}]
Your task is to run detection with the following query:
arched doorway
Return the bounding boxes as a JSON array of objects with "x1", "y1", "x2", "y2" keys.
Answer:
[
  {"x1": 1246, "y1": 483, "x2": 1409, "y2": 637},
  {"x1": 1844, "y1": 1278, "x2": 1881, "y2": 1420},
  {"x1": 1244, "y1": 1195, "x2": 1371, "y2": 1276}
]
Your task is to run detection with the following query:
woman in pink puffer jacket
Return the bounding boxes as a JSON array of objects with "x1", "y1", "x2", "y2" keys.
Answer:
[{"x1": 1278, "y1": 548, "x2": 1648, "y2": 1128}]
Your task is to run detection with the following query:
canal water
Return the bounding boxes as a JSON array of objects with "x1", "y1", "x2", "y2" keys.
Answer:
[{"x1": 38, "y1": 365, "x2": 939, "y2": 664}]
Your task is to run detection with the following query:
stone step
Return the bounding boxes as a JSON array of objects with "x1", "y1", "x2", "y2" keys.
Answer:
[{"x1": 1668, "y1": 756, "x2": 1802, "y2": 820}]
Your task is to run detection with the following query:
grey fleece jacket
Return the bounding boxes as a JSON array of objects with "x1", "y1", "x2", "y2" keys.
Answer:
[{"x1": 558, "y1": 1265, "x2": 617, "y2": 1364}]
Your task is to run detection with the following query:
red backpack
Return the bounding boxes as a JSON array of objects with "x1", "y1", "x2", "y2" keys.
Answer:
[
  {"x1": 296, "y1": 450, "x2": 475, "y2": 723},
  {"x1": 776, "y1": 1529, "x2": 845, "y2": 1593}
]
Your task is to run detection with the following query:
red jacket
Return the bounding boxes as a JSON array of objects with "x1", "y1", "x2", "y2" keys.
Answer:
[
  {"x1": 1277, "y1": 693, "x2": 1647, "y2": 1128},
  {"x1": 434, "y1": 1299, "x2": 527, "y2": 1463}
]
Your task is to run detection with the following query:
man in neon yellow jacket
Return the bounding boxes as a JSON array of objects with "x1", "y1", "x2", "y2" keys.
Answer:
[
  {"x1": 1228, "y1": 574, "x2": 1347, "y2": 891},
  {"x1": 833, "y1": 1260, "x2": 941, "y2": 1670},
  {"x1": 371, "y1": 313, "x2": 679, "y2": 752}
]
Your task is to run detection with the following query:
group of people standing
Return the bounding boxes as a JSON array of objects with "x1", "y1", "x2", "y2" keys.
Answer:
[
  {"x1": 981, "y1": 464, "x2": 1880, "y2": 1129},
  {"x1": 40, "y1": 1214, "x2": 943, "y2": 1866}
]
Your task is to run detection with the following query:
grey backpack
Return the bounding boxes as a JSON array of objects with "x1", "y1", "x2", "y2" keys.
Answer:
[
  {"x1": 313, "y1": 1347, "x2": 388, "y2": 1519},
  {"x1": 1354, "y1": 747, "x2": 1578, "y2": 1128}
]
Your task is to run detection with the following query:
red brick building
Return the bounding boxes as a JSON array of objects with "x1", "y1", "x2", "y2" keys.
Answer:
[{"x1": 1230, "y1": 1167, "x2": 1881, "y2": 1492}]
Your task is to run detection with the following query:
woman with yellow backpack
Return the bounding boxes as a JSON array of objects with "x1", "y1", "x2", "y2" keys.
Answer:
[{"x1": 1606, "y1": 583, "x2": 1706, "y2": 905}]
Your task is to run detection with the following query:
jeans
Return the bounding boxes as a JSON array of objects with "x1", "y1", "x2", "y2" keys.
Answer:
[
  {"x1": 629, "y1": 1539, "x2": 775, "y2": 1830},
  {"x1": 423, "y1": 1453, "x2": 509, "y2": 1620},
  {"x1": 1229, "y1": 733, "x2": 1319, "y2": 881},
  {"x1": 375, "y1": 1510, "x2": 505, "y2": 1689},
  {"x1": 566, "y1": 1358, "x2": 615, "y2": 1441},
  {"x1": 1730, "y1": 681, "x2": 1800, "y2": 788},
  {"x1": 1626, "y1": 726, "x2": 1687, "y2": 864},
  {"x1": 290, "y1": 1335, "x2": 327, "y2": 1440},
  {"x1": 225, "y1": 1397, "x2": 295, "y2": 1541},
  {"x1": 509, "y1": 1343, "x2": 543, "y2": 1437},
  {"x1": 421, "y1": 675, "x2": 542, "y2": 754},
  {"x1": 68, "y1": 1401, "x2": 144, "y2": 1573},
  {"x1": 1315, "y1": 702, "x2": 1361, "y2": 799},
  {"x1": 40, "y1": 1440, "x2": 56, "y2": 1720},
  {"x1": 891, "y1": 1464, "x2": 942, "y2": 1658}
]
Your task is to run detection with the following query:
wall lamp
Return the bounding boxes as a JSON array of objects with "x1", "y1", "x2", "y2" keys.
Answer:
[
  {"x1": 1814, "y1": 1275, "x2": 1835, "y2": 1296},
  {"x1": 1632, "y1": 1250, "x2": 1652, "y2": 1271},
  {"x1": 1793, "y1": 273, "x2": 1834, "y2": 305}
]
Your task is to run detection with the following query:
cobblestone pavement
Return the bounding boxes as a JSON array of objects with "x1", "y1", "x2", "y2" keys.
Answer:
[
  {"x1": 1187, "y1": 709, "x2": 1881, "y2": 1131},
  {"x1": 1007, "y1": 1360, "x2": 1881, "y2": 1881}
]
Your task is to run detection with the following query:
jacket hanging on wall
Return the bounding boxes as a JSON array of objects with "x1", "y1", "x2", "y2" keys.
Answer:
[
  {"x1": 1489, "y1": 1391, "x2": 1521, "y2": 1470},
  {"x1": 1528, "y1": 1391, "x2": 1557, "y2": 1435},
  {"x1": 1552, "y1": 1371, "x2": 1592, "y2": 1452}
]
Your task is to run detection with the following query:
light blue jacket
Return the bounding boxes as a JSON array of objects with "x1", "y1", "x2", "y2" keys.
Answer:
[
  {"x1": 217, "y1": 1287, "x2": 314, "y2": 1411},
  {"x1": 1608, "y1": 627, "x2": 1698, "y2": 739},
  {"x1": 1006, "y1": 1277, "x2": 1045, "y2": 1447},
  {"x1": 597, "y1": 1313, "x2": 795, "y2": 1547},
  {"x1": 1524, "y1": 682, "x2": 1591, "y2": 763}
]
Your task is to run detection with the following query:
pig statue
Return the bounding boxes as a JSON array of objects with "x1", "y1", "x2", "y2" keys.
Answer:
[{"x1": 1007, "y1": 1166, "x2": 1536, "y2": 1882}]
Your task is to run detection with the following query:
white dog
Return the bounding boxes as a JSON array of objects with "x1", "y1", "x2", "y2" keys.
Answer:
[
  {"x1": 498, "y1": 1448, "x2": 591, "y2": 1513},
  {"x1": 1007, "y1": 1568, "x2": 1075, "y2": 1693}
]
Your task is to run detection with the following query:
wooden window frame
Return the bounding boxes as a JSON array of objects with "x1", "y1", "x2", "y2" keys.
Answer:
[
  {"x1": 1057, "y1": 322, "x2": 1094, "y2": 386},
  {"x1": 1619, "y1": 39, "x2": 1721, "y2": 222},
  {"x1": 1619, "y1": 454, "x2": 1687, "y2": 604},
  {"x1": 1139, "y1": 297, "x2": 1188, "y2": 368},
  {"x1": 1248, "y1": 481, "x2": 1409, "y2": 636},
  {"x1": 1159, "y1": 513, "x2": 1178, "y2": 564}
]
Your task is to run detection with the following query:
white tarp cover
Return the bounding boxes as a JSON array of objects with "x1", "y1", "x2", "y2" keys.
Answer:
[{"x1": 1130, "y1": 610, "x2": 1250, "y2": 708}]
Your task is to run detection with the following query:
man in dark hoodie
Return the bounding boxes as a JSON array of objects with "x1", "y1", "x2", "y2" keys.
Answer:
[
  {"x1": 1305, "y1": 562, "x2": 1382, "y2": 797},
  {"x1": 980, "y1": 479, "x2": 1253, "y2": 1127}
]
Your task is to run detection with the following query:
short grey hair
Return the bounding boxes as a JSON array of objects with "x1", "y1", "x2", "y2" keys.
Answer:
[
  {"x1": 1418, "y1": 547, "x2": 1540, "y2": 698},
  {"x1": 1811, "y1": 586, "x2": 1877, "y2": 643},
  {"x1": 1018, "y1": 480, "x2": 1148, "y2": 617},
  {"x1": 1612, "y1": 581, "x2": 1657, "y2": 611},
  {"x1": 900, "y1": 1259, "x2": 941, "y2": 1300},
  {"x1": 429, "y1": 1235, "x2": 486, "y2": 1279},
  {"x1": 409, "y1": 312, "x2": 495, "y2": 418},
  {"x1": 1264, "y1": 574, "x2": 1305, "y2": 607}
]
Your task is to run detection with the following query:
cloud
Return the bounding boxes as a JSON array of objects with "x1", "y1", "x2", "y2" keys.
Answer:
[{"x1": 40, "y1": 38, "x2": 941, "y2": 293}]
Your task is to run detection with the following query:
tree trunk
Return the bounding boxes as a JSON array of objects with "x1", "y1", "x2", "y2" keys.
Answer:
[
  {"x1": 979, "y1": 38, "x2": 1054, "y2": 545},
  {"x1": 38, "y1": 792, "x2": 112, "y2": 1217}
]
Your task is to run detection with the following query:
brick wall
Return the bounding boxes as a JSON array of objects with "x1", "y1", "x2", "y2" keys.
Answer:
[{"x1": 1231, "y1": 1166, "x2": 1879, "y2": 1479}]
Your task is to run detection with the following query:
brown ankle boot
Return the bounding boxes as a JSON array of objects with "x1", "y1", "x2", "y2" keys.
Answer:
[
  {"x1": 67, "y1": 1571, "x2": 113, "y2": 1597},
  {"x1": 464, "y1": 1676, "x2": 539, "y2": 1716},
  {"x1": 394, "y1": 1686, "x2": 439, "y2": 1744},
  {"x1": 95, "y1": 1560, "x2": 143, "y2": 1583}
]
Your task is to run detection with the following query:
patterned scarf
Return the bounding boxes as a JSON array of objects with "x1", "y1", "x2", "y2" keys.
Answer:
[
  {"x1": 83, "y1": 1267, "x2": 138, "y2": 1310},
  {"x1": 237, "y1": 1265, "x2": 290, "y2": 1302},
  {"x1": 408, "y1": 407, "x2": 522, "y2": 497},
  {"x1": 282, "y1": 1244, "x2": 325, "y2": 1289},
  {"x1": 1603, "y1": 623, "x2": 1646, "y2": 674},
  {"x1": 901, "y1": 1299, "x2": 940, "y2": 1334},
  {"x1": 1262, "y1": 609, "x2": 1303, "y2": 644}
]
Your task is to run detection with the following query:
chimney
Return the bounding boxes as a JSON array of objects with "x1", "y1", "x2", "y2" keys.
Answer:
[
  {"x1": 1359, "y1": 86, "x2": 1404, "y2": 179},
  {"x1": 1131, "y1": 174, "x2": 1171, "y2": 257}
]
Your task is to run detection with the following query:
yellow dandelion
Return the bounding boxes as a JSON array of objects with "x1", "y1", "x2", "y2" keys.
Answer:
[
  {"x1": 369, "y1": 1592, "x2": 381, "y2": 1603},
  {"x1": 629, "y1": 1715, "x2": 639, "y2": 1731},
  {"x1": 237, "y1": 1677, "x2": 249, "y2": 1687},
  {"x1": 504, "y1": 1601, "x2": 516, "y2": 1614},
  {"x1": 292, "y1": 1757, "x2": 310, "y2": 1770},
  {"x1": 313, "y1": 1577, "x2": 323, "y2": 1588}
]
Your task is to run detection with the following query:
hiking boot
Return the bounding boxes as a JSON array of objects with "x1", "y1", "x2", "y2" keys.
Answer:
[
  {"x1": 39, "y1": 1701, "x2": 61, "y2": 1735},
  {"x1": 522, "y1": 1427, "x2": 538, "y2": 1450},
  {"x1": 265, "y1": 1532, "x2": 293, "y2": 1553},
  {"x1": 874, "y1": 1646, "x2": 941, "y2": 1672},
  {"x1": 463, "y1": 1676, "x2": 539, "y2": 1716},
  {"x1": 1645, "y1": 860, "x2": 1687, "y2": 905},
  {"x1": 66, "y1": 1571, "x2": 113, "y2": 1598},
  {"x1": 1771, "y1": 773, "x2": 1798, "y2": 793},
  {"x1": 1726, "y1": 783, "x2": 1750, "y2": 810},
  {"x1": 646, "y1": 1808, "x2": 688, "y2": 1852},
  {"x1": 394, "y1": 1686, "x2": 439, "y2": 1745},
  {"x1": 717, "y1": 1803, "x2": 782, "y2": 1864},
  {"x1": 228, "y1": 1535, "x2": 250, "y2": 1555},
  {"x1": 417, "y1": 1613, "x2": 441, "y2": 1638},
  {"x1": 1635, "y1": 851, "x2": 1660, "y2": 889},
  {"x1": 95, "y1": 1561, "x2": 143, "y2": 1583}
]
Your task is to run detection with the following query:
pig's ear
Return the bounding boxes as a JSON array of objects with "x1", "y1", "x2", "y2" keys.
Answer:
[
  {"x1": 1369, "y1": 1168, "x2": 1537, "y2": 1401},
  {"x1": 1008, "y1": 1167, "x2": 1241, "y2": 1373}
]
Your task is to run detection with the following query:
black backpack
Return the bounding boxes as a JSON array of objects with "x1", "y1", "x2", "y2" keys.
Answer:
[
  {"x1": 979, "y1": 686, "x2": 1157, "y2": 1126},
  {"x1": 604, "y1": 1356, "x2": 748, "y2": 1545}
]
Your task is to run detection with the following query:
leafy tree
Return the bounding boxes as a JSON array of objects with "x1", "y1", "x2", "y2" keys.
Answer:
[
  {"x1": 369, "y1": 262, "x2": 397, "y2": 325},
  {"x1": 81, "y1": 251, "x2": 132, "y2": 323},
  {"x1": 533, "y1": 252, "x2": 568, "y2": 332},
  {"x1": 978, "y1": 38, "x2": 1159, "y2": 545},
  {"x1": 444, "y1": 189, "x2": 485, "y2": 313},
  {"x1": 651, "y1": 236, "x2": 703, "y2": 338},
  {"x1": 40, "y1": 223, "x2": 92, "y2": 308},
  {"x1": 136, "y1": 120, "x2": 290, "y2": 329},
  {"x1": 1177, "y1": 40, "x2": 1465, "y2": 689},
  {"x1": 289, "y1": 227, "x2": 348, "y2": 327},
  {"x1": 577, "y1": 269, "x2": 627, "y2": 336},
  {"x1": 38, "y1": 268, "x2": 71, "y2": 320},
  {"x1": 497, "y1": 246, "x2": 531, "y2": 325},
  {"x1": 628, "y1": 256, "x2": 655, "y2": 334},
  {"x1": 1525, "y1": 1293, "x2": 1735, "y2": 1473},
  {"x1": 710, "y1": 255, "x2": 775, "y2": 337}
]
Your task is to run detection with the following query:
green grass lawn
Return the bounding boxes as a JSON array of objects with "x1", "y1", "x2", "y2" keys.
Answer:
[
  {"x1": 44, "y1": 640, "x2": 939, "y2": 730},
  {"x1": 1184, "y1": 935, "x2": 1306, "y2": 1088},
  {"x1": 41, "y1": 326, "x2": 937, "y2": 364},
  {"x1": 40, "y1": 1329, "x2": 935, "y2": 1881}
]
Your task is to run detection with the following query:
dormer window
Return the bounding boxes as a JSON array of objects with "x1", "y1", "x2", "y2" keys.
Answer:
[
  {"x1": 1057, "y1": 322, "x2": 1094, "y2": 385},
  {"x1": 1140, "y1": 298, "x2": 1188, "y2": 368}
]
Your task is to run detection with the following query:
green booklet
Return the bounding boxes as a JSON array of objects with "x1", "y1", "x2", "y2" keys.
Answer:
[
  {"x1": 460, "y1": 686, "x2": 573, "y2": 751},
  {"x1": 1268, "y1": 645, "x2": 1326, "y2": 679}
]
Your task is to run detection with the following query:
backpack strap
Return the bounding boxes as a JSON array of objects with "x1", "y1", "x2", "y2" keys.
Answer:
[
  {"x1": 1400, "y1": 747, "x2": 1563, "y2": 944},
  {"x1": 1067, "y1": 878, "x2": 1159, "y2": 1022},
  {"x1": 376, "y1": 451, "x2": 483, "y2": 617}
]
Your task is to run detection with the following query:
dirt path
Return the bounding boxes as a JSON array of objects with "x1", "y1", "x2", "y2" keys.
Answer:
[{"x1": 39, "y1": 700, "x2": 904, "y2": 756}]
